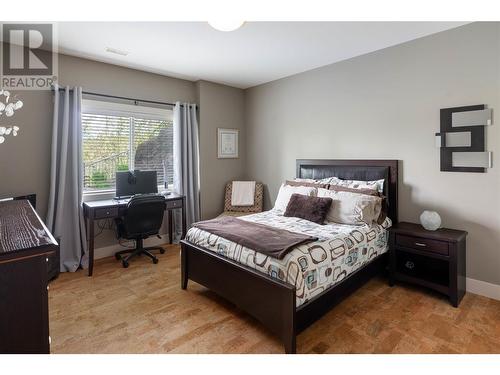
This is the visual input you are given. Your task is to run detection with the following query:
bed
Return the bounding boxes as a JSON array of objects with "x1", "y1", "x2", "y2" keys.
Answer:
[{"x1": 180, "y1": 159, "x2": 398, "y2": 353}]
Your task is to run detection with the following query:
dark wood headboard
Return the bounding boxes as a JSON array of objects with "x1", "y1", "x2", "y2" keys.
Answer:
[{"x1": 296, "y1": 159, "x2": 399, "y2": 223}]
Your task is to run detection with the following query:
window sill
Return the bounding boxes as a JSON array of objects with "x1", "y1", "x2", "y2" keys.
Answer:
[
  {"x1": 82, "y1": 185, "x2": 174, "y2": 202},
  {"x1": 82, "y1": 190, "x2": 115, "y2": 202}
]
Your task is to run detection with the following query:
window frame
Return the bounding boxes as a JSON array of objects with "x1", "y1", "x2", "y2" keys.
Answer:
[{"x1": 81, "y1": 99, "x2": 174, "y2": 202}]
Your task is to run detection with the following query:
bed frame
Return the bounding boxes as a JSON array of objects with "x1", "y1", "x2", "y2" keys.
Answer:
[{"x1": 180, "y1": 159, "x2": 398, "y2": 353}]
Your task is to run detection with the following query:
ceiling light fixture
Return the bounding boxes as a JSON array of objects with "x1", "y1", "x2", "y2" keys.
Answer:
[
  {"x1": 208, "y1": 20, "x2": 245, "y2": 32},
  {"x1": 105, "y1": 47, "x2": 129, "y2": 56}
]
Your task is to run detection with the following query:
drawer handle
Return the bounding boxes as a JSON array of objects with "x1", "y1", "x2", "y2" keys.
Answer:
[
  {"x1": 414, "y1": 242, "x2": 427, "y2": 247},
  {"x1": 405, "y1": 261, "x2": 415, "y2": 269}
]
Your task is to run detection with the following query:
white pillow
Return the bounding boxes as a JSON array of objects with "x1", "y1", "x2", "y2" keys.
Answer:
[
  {"x1": 274, "y1": 184, "x2": 316, "y2": 211},
  {"x1": 317, "y1": 188, "x2": 381, "y2": 225},
  {"x1": 326, "y1": 177, "x2": 385, "y2": 194}
]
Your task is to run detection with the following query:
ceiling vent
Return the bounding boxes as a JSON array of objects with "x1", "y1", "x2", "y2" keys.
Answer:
[{"x1": 105, "y1": 47, "x2": 129, "y2": 56}]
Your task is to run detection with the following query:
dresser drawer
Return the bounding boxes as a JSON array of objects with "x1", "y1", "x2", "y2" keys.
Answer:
[
  {"x1": 395, "y1": 234, "x2": 449, "y2": 256},
  {"x1": 94, "y1": 207, "x2": 119, "y2": 219},
  {"x1": 166, "y1": 199, "x2": 183, "y2": 209}
]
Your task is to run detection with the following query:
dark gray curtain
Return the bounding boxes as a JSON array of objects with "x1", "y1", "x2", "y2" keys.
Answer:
[
  {"x1": 173, "y1": 102, "x2": 200, "y2": 231},
  {"x1": 46, "y1": 85, "x2": 88, "y2": 272}
]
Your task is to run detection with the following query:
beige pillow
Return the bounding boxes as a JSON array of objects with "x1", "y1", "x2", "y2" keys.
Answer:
[
  {"x1": 328, "y1": 184, "x2": 387, "y2": 224},
  {"x1": 317, "y1": 188, "x2": 382, "y2": 225}
]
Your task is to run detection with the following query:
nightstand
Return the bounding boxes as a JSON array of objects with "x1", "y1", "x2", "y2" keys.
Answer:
[{"x1": 388, "y1": 222, "x2": 467, "y2": 307}]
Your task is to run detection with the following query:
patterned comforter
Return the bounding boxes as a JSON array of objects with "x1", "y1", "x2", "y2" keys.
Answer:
[{"x1": 185, "y1": 210, "x2": 391, "y2": 307}]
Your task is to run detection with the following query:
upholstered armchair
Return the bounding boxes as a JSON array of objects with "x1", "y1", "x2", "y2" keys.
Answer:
[{"x1": 218, "y1": 181, "x2": 264, "y2": 217}]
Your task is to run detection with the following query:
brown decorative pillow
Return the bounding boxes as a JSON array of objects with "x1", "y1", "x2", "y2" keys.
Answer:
[
  {"x1": 285, "y1": 180, "x2": 328, "y2": 189},
  {"x1": 284, "y1": 193, "x2": 333, "y2": 224}
]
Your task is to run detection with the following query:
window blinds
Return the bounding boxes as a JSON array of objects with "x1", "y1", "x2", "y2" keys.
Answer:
[{"x1": 82, "y1": 113, "x2": 173, "y2": 191}]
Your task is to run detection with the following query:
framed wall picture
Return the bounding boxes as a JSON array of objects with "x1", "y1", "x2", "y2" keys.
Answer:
[{"x1": 217, "y1": 128, "x2": 239, "y2": 158}]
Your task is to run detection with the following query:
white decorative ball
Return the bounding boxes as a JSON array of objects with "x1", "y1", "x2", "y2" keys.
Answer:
[{"x1": 420, "y1": 210, "x2": 442, "y2": 231}]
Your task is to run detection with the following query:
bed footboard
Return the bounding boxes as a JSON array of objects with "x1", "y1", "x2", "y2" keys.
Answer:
[{"x1": 180, "y1": 240, "x2": 297, "y2": 354}]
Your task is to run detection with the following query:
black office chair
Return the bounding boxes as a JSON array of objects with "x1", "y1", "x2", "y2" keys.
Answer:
[{"x1": 114, "y1": 194, "x2": 166, "y2": 268}]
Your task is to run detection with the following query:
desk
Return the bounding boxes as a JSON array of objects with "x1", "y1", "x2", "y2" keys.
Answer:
[
  {"x1": 83, "y1": 193, "x2": 186, "y2": 276},
  {"x1": 0, "y1": 200, "x2": 58, "y2": 354}
]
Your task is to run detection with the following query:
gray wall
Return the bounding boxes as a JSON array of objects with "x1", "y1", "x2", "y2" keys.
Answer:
[
  {"x1": 0, "y1": 51, "x2": 245, "y2": 250},
  {"x1": 0, "y1": 89, "x2": 53, "y2": 214},
  {"x1": 244, "y1": 22, "x2": 500, "y2": 285},
  {"x1": 197, "y1": 80, "x2": 246, "y2": 219}
]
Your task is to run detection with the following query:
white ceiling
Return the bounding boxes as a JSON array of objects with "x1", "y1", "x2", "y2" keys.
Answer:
[{"x1": 56, "y1": 22, "x2": 468, "y2": 89}]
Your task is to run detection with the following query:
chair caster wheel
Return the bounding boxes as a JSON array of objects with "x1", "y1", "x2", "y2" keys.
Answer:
[
  {"x1": 122, "y1": 261, "x2": 129, "y2": 268},
  {"x1": 160, "y1": 248, "x2": 165, "y2": 254},
  {"x1": 153, "y1": 258, "x2": 159, "y2": 264},
  {"x1": 115, "y1": 253, "x2": 121, "y2": 260}
]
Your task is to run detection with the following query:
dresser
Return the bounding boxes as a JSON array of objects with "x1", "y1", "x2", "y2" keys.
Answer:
[
  {"x1": 389, "y1": 222, "x2": 467, "y2": 307},
  {"x1": 0, "y1": 200, "x2": 58, "y2": 353}
]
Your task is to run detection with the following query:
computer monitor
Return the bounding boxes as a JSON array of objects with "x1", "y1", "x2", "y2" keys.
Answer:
[{"x1": 115, "y1": 170, "x2": 158, "y2": 198}]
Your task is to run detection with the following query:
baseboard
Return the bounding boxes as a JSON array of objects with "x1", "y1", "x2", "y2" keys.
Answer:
[
  {"x1": 466, "y1": 277, "x2": 500, "y2": 301},
  {"x1": 94, "y1": 234, "x2": 171, "y2": 260}
]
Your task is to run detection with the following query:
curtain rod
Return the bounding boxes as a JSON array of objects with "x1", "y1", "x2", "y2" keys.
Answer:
[{"x1": 53, "y1": 87, "x2": 190, "y2": 108}]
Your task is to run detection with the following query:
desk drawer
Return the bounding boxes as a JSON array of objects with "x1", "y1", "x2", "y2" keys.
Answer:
[
  {"x1": 94, "y1": 207, "x2": 119, "y2": 219},
  {"x1": 166, "y1": 199, "x2": 183, "y2": 210},
  {"x1": 396, "y1": 234, "x2": 449, "y2": 256}
]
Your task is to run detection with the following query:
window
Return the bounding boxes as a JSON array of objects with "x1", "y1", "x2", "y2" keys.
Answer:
[{"x1": 82, "y1": 100, "x2": 173, "y2": 194}]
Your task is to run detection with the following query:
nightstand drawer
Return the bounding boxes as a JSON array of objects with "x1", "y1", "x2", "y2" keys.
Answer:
[
  {"x1": 166, "y1": 199, "x2": 182, "y2": 209},
  {"x1": 396, "y1": 250, "x2": 449, "y2": 287},
  {"x1": 94, "y1": 207, "x2": 119, "y2": 219},
  {"x1": 395, "y1": 234, "x2": 449, "y2": 256}
]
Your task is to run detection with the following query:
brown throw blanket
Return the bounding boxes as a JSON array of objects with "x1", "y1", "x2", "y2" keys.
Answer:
[{"x1": 192, "y1": 216, "x2": 318, "y2": 260}]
